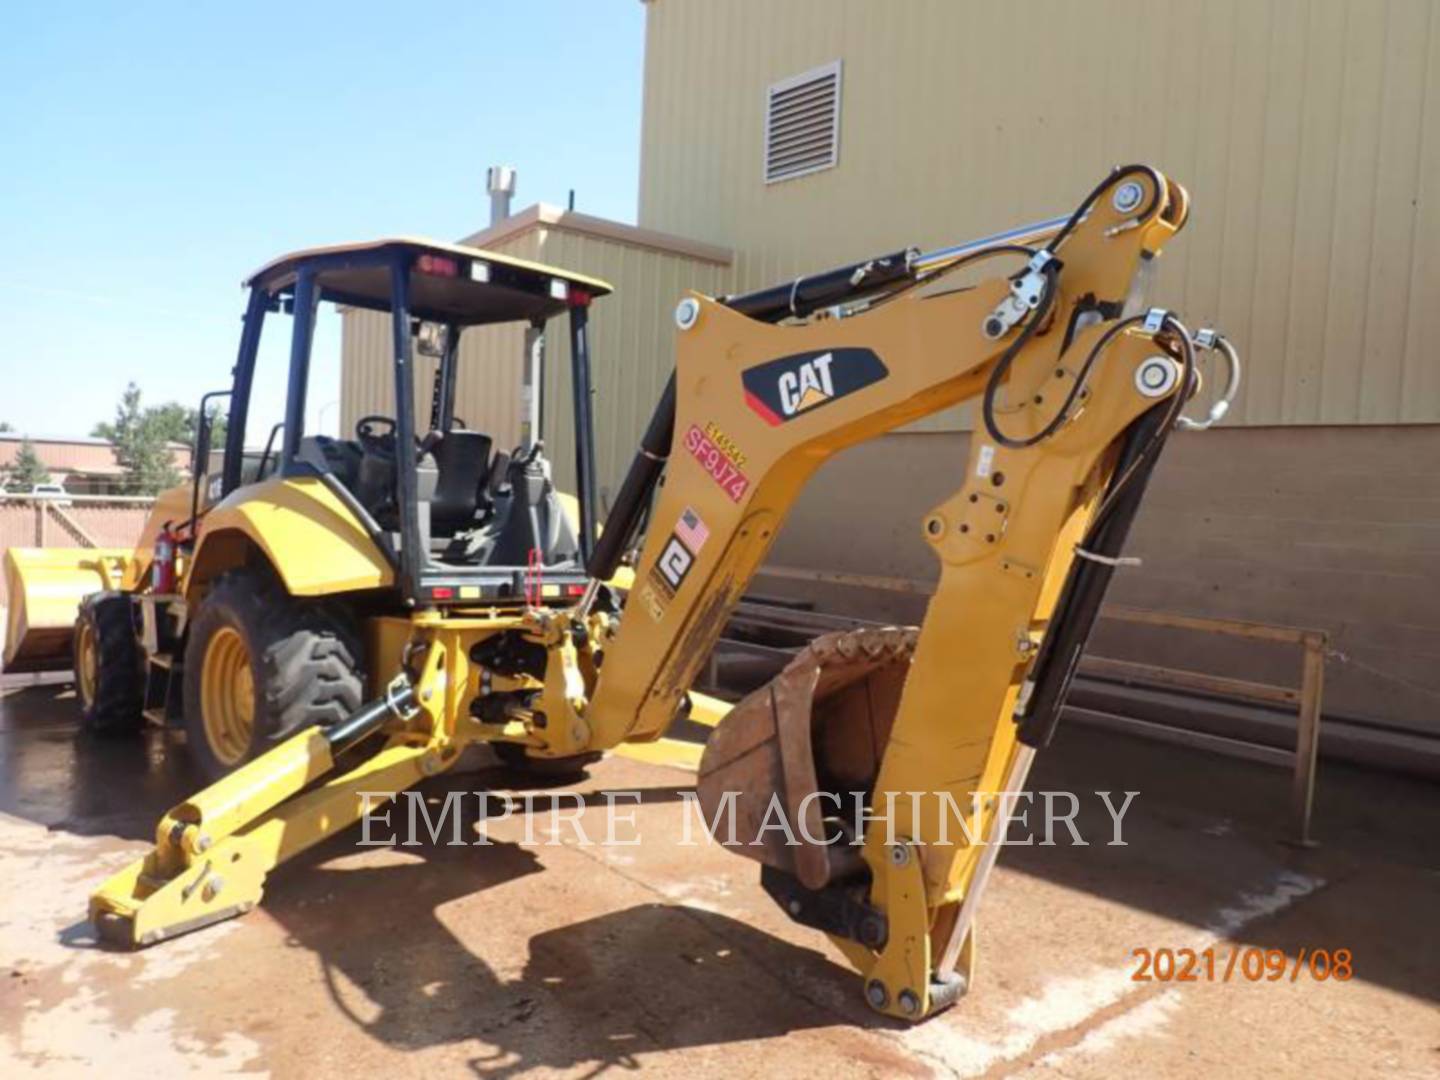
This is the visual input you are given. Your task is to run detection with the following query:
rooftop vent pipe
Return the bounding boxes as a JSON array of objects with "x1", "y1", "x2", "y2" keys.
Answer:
[{"x1": 487, "y1": 165, "x2": 517, "y2": 225}]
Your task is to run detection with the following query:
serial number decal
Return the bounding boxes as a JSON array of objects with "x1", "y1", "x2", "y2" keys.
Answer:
[
  {"x1": 741, "y1": 347, "x2": 889, "y2": 426},
  {"x1": 1131, "y1": 946, "x2": 1354, "y2": 983},
  {"x1": 684, "y1": 424, "x2": 750, "y2": 502},
  {"x1": 638, "y1": 583, "x2": 667, "y2": 622},
  {"x1": 703, "y1": 421, "x2": 747, "y2": 466}
]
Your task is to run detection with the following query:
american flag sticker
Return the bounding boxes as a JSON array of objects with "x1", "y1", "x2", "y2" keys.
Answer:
[{"x1": 675, "y1": 506, "x2": 709, "y2": 553}]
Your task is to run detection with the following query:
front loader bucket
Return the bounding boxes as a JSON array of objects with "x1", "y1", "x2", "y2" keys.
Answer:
[
  {"x1": 696, "y1": 627, "x2": 916, "y2": 890},
  {"x1": 2, "y1": 548, "x2": 133, "y2": 673}
]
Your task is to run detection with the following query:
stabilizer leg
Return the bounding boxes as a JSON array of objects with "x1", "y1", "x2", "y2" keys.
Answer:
[{"x1": 91, "y1": 678, "x2": 432, "y2": 947}]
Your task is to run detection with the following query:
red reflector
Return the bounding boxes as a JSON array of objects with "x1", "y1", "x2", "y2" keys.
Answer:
[
  {"x1": 430, "y1": 586, "x2": 455, "y2": 600},
  {"x1": 565, "y1": 583, "x2": 587, "y2": 597},
  {"x1": 568, "y1": 288, "x2": 592, "y2": 308},
  {"x1": 416, "y1": 254, "x2": 459, "y2": 277}
]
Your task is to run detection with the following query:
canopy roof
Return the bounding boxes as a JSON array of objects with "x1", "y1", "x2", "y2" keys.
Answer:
[{"x1": 244, "y1": 237, "x2": 613, "y2": 326}]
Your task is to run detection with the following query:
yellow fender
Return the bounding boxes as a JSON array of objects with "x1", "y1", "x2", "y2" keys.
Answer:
[{"x1": 190, "y1": 476, "x2": 394, "y2": 597}]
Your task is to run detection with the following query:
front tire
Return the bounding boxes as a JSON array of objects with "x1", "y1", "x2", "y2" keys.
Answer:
[
  {"x1": 73, "y1": 592, "x2": 143, "y2": 735},
  {"x1": 182, "y1": 570, "x2": 364, "y2": 782}
]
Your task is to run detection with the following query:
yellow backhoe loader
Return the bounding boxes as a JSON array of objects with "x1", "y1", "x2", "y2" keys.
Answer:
[{"x1": 5, "y1": 165, "x2": 1240, "y2": 1021}]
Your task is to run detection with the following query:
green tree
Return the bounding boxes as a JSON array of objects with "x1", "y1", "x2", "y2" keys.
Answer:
[
  {"x1": 5, "y1": 437, "x2": 53, "y2": 492},
  {"x1": 140, "y1": 401, "x2": 193, "y2": 444},
  {"x1": 94, "y1": 394, "x2": 226, "y2": 464},
  {"x1": 93, "y1": 383, "x2": 182, "y2": 495},
  {"x1": 0, "y1": 421, "x2": 14, "y2": 433}
]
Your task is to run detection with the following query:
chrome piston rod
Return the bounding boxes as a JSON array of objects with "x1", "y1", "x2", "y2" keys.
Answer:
[{"x1": 908, "y1": 213, "x2": 1071, "y2": 276}]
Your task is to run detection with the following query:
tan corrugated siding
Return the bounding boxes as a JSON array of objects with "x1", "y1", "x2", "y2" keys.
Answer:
[
  {"x1": 339, "y1": 226, "x2": 726, "y2": 503},
  {"x1": 534, "y1": 227, "x2": 728, "y2": 501},
  {"x1": 339, "y1": 308, "x2": 394, "y2": 432},
  {"x1": 639, "y1": 0, "x2": 1440, "y2": 427},
  {"x1": 340, "y1": 232, "x2": 541, "y2": 448}
]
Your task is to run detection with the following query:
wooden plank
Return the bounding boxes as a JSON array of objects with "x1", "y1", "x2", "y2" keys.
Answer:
[
  {"x1": 1098, "y1": 604, "x2": 1325, "y2": 646},
  {"x1": 731, "y1": 600, "x2": 883, "y2": 633},
  {"x1": 713, "y1": 638, "x2": 797, "y2": 662},
  {"x1": 754, "y1": 564, "x2": 932, "y2": 595},
  {"x1": 1079, "y1": 656, "x2": 1300, "y2": 706}
]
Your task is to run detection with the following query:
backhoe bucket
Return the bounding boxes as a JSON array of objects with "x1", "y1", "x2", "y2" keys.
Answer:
[
  {"x1": 2, "y1": 548, "x2": 133, "y2": 673},
  {"x1": 695, "y1": 628, "x2": 916, "y2": 890}
]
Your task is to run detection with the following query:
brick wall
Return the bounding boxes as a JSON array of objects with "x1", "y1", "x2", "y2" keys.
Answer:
[{"x1": 0, "y1": 499, "x2": 151, "y2": 606}]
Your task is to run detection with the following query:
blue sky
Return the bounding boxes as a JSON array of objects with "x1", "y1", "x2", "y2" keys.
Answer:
[{"x1": 0, "y1": 2, "x2": 645, "y2": 439}]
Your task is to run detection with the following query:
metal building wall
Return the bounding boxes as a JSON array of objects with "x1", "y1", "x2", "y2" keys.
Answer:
[
  {"x1": 530, "y1": 226, "x2": 728, "y2": 503},
  {"x1": 639, "y1": 0, "x2": 1440, "y2": 427}
]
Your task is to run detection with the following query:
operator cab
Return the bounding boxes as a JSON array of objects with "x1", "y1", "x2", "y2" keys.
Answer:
[{"x1": 195, "y1": 238, "x2": 611, "y2": 606}]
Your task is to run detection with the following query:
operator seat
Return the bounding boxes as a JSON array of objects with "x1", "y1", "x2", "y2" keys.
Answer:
[{"x1": 428, "y1": 430, "x2": 493, "y2": 536}]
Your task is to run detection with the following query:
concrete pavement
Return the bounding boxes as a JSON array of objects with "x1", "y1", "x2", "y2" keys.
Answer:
[{"x1": 1, "y1": 675, "x2": 1436, "y2": 1077}]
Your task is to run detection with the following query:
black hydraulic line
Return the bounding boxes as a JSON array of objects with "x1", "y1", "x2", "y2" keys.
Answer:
[
  {"x1": 720, "y1": 248, "x2": 915, "y2": 323},
  {"x1": 1047, "y1": 163, "x2": 1163, "y2": 254},
  {"x1": 979, "y1": 261, "x2": 1063, "y2": 449},
  {"x1": 587, "y1": 371, "x2": 676, "y2": 581},
  {"x1": 1015, "y1": 404, "x2": 1172, "y2": 750},
  {"x1": 982, "y1": 164, "x2": 1167, "y2": 450},
  {"x1": 325, "y1": 682, "x2": 417, "y2": 756}
]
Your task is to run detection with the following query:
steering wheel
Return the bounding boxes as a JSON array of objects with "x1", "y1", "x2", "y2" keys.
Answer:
[
  {"x1": 356, "y1": 415, "x2": 400, "y2": 456},
  {"x1": 357, "y1": 414, "x2": 434, "y2": 463}
]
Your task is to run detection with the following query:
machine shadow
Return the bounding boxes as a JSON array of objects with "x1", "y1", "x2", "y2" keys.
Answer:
[
  {"x1": 998, "y1": 723, "x2": 1440, "y2": 1006},
  {"x1": 261, "y1": 768, "x2": 883, "y2": 1073}
]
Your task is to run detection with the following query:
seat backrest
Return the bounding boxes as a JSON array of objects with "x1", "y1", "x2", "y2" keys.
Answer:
[{"x1": 429, "y1": 430, "x2": 493, "y2": 536}]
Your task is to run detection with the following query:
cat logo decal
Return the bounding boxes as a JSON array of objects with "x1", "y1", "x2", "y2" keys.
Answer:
[{"x1": 741, "y1": 348, "x2": 888, "y2": 425}]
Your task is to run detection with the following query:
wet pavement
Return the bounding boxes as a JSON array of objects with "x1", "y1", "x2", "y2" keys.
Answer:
[{"x1": 1, "y1": 672, "x2": 1437, "y2": 1078}]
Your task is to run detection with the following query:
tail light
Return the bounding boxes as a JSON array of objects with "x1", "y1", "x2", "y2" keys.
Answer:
[{"x1": 415, "y1": 254, "x2": 459, "y2": 277}]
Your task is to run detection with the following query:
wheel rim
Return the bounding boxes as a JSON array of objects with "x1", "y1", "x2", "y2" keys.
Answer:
[
  {"x1": 200, "y1": 626, "x2": 255, "y2": 766},
  {"x1": 76, "y1": 620, "x2": 98, "y2": 707}
]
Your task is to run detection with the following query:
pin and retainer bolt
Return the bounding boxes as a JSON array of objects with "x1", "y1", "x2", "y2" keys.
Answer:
[
  {"x1": 1112, "y1": 180, "x2": 1145, "y2": 213},
  {"x1": 675, "y1": 297, "x2": 700, "y2": 331},
  {"x1": 866, "y1": 980, "x2": 889, "y2": 1009}
]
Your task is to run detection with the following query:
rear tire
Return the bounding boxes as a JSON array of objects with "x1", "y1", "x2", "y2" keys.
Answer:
[
  {"x1": 73, "y1": 593, "x2": 143, "y2": 735},
  {"x1": 182, "y1": 569, "x2": 364, "y2": 782}
]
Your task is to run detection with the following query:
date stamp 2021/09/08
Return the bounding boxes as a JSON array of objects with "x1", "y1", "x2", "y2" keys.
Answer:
[{"x1": 1132, "y1": 947, "x2": 1353, "y2": 983}]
